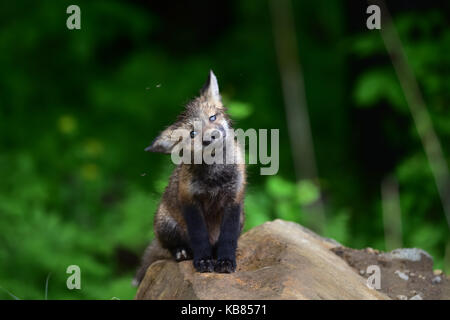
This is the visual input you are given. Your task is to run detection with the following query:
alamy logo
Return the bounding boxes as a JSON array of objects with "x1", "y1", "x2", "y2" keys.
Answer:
[
  {"x1": 66, "y1": 265, "x2": 81, "y2": 290},
  {"x1": 366, "y1": 5, "x2": 381, "y2": 30},
  {"x1": 167, "y1": 123, "x2": 279, "y2": 176},
  {"x1": 66, "y1": 5, "x2": 81, "y2": 30},
  {"x1": 366, "y1": 265, "x2": 381, "y2": 290}
]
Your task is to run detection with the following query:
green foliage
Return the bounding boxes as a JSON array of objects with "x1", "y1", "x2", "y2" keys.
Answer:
[
  {"x1": 226, "y1": 101, "x2": 254, "y2": 120},
  {"x1": 323, "y1": 210, "x2": 350, "y2": 245},
  {"x1": 354, "y1": 69, "x2": 407, "y2": 111},
  {"x1": 296, "y1": 180, "x2": 320, "y2": 206},
  {"x1": 350, "y1": 10, "x2": 450, "y2": 270}
]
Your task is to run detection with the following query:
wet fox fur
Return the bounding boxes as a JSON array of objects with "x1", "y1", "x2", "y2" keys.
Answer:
[{"x1": 134, "y1": 71, "x2": 246, "y2": 285}]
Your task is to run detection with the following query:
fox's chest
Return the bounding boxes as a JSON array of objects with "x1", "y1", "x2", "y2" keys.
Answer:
[
  {"x1": 189, "y1": 164, "x2": 240, "y2": 197},
  {"x1": 181, "y1": 164, "x2": 243, "y2": 244},
  {"x1": 199, "y1": 197, "x2": 224, "y2": 245},
  {"x1": 190, "y1": 180, "x2": 231, "y2": 198},
  {"x1": 191, "y1": 169, "x2": 240, "y2": 244}
]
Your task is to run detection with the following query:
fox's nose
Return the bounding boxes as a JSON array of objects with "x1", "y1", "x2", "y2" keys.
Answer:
[
  {"x1": 202, "y1": 134, "x2": 216, "y2": 146},
  {"x1": 202, "y1": 138, "x2": 213, "y2": 146},
  {"x1": 203, "y1": 129, "x2": 220, "y2": 146}
]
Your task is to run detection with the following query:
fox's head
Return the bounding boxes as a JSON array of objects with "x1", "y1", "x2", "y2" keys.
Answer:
[{"x1": 146, "y1": 70, "x2": 233, "y2": 163}]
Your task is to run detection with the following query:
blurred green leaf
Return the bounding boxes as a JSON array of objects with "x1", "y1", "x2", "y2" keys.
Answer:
[
  {"x1": 353, "y1": 69, "x2": 406, "y2": 111},
  {"x1": 227, "y1": 101, "x2": 254, "y2": 120},
  {"x1": 296, "y1": 180, "x2": 320, "y2": 206},
  {"x1": 266, "y1": 176, "x2": 295, "y2": 199}
]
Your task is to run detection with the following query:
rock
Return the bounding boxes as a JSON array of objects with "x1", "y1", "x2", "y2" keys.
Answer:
[
  {"x1": 410, "y1": 294, "x2": 423, "y2": 300},
  {"x1": 434, "y1": 269, "x2": 443, "y2": 276},
  {"x1": 135, "y1": 220, "x2": 388, "y2": 300},
  {"x1": 395, "y1": 270, "x2": 409, "y2": 281},
  {"x1": 383, "y1": 248, "x2": 432, "y2": 262},
  {"x1": 331, "y1": 246, "x2": 450, "y2": 300},
  {"x1": 432, "y1": 276, "x2": 442, "y2": 284}
]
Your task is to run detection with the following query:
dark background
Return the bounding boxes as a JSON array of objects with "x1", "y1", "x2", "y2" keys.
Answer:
[{"x1": 0, "y1": 0, "x2": 449, "y2": 299}]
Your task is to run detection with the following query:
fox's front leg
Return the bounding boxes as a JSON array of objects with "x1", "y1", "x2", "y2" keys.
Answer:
[
  {"x1": 215, "y1": 204, "x2": 241, "y2": 273},
  {"x1": 183, "y1": 203, "x2": 214, "y2": 272}
]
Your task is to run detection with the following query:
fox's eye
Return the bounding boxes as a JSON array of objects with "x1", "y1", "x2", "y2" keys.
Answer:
[
  {"x1": 209, "y1": 114, "x2": 216, "y2": 122},
  {"x1": 190, "y1": 131, "x2": 197, "y2": 138}
]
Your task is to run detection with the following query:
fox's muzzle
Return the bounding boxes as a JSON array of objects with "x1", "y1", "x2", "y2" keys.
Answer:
[{"x1": 202, "y1": 128, "x2": 224, "y2": 147}]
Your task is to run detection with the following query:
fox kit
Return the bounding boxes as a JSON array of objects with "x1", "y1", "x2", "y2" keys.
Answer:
[{"x1": 134, "y1": 71, "x2": 246, "y2": 285}]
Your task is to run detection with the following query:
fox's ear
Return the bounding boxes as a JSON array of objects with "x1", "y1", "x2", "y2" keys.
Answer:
[
  {"x1": 145, "y1": 125, "x2": 180, "y2": 154},
  {"x1": 200, "y1": 70, "x2": 222, "y2": 104}
]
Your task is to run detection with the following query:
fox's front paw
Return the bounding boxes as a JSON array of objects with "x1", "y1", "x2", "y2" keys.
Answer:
[
  {"x1": 214, "y1": 258, "x2": 236, "y2": 273},
  {"x1": 193, "y1": 258, "x2": 215, "y2": 273}
]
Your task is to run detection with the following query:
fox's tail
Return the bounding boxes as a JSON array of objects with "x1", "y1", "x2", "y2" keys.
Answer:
[{"x1": 132, "y1": 239, "x2": 171, "y2": 287}]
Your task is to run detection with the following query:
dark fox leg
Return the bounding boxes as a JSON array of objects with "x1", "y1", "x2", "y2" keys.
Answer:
[
  {"x1": 183, "y1": 204, "x2": 214, "y2": 272},
  {"x1": 215, "y1": 204, "x2": 241, "y2": 273},
  {"x1": 156, "y1": 218, "x2": 192, "y2": 262}
]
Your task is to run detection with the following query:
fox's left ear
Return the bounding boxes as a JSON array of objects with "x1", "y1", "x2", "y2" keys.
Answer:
[
  {"x1": 200, "y1": 70, "x2": 222, "y2": 105},
  {"x1": 145, "y1": 125, "x2": 181, "y2": 154}
]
